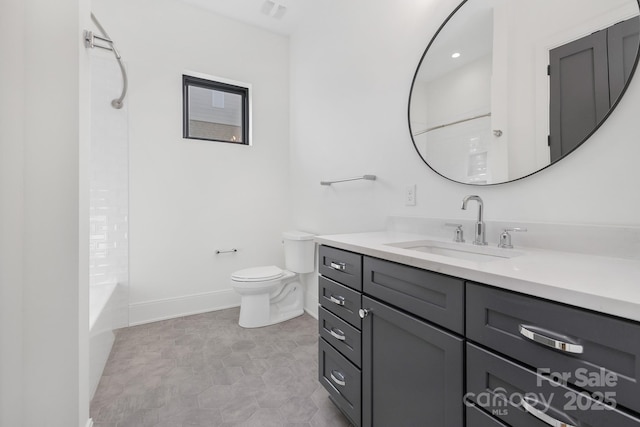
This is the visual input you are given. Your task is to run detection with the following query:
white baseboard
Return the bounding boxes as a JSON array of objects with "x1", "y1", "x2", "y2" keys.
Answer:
[
  {"x1": 304, "y1": 306, "x2": 318, "y2": 320},
  {"x1": 129, "y1": 289, "x2": 240, "y2": 326}
]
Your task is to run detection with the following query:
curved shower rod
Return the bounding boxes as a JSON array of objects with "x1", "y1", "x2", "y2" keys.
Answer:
[{"x1": 84, "y1": 13, "x2": 128, "y2": 109}]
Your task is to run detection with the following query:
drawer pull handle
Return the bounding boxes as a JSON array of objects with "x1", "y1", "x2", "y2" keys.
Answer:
[
  {"x1": 330, "y1": 261, "x2": 346, "y2": 271},
  {"x1": 330, "y1": 328, "x2": 346, "y2": 341},
  {"x1": 518, "y1": 325, "x2": 584, "y2": 354},
  {"x1": 522, "y1": 397, "x2": 576, "y2": 427},
  {"x1": 329, "y1": 295, "x2": 345, "y2": 306},
  {"x1": 330, "y1": 370, "x2": 346, "y2": 387}
]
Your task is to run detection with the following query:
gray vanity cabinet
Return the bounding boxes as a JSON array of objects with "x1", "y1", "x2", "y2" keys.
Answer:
[
  {"x1": 318, "y1": 246, "x2": 363, "y2": 426},
  {"x1": 318, "y1": 244, "x2": 640, "y2": 427},
  {"x1": 361, "y1": 295, "x2": 464, "y2": 427},
  {"x1": 467, "y1": 403, "x2": 510, "y2": 427},
  {"x1": 318, "y1": 245, "x2": 465, "y2": 427}
]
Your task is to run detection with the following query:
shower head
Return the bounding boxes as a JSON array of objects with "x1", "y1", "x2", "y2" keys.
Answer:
[{"x1": 85, "y1": 13, "x2": 128, "y2": 109}]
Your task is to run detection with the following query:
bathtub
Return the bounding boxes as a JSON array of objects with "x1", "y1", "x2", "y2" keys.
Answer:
[{"x1": 89, "y1": 282, "x2": 127, "y2": 399}]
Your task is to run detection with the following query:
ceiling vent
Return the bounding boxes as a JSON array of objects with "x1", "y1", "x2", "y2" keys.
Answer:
[{"x1": 261, "y1": 0, "x2": 287, "y2": 19}]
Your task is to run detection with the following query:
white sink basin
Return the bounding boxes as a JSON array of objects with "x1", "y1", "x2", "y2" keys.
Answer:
[{"x1": 385, "y1": 239, "x2": 524, "y2": 262}]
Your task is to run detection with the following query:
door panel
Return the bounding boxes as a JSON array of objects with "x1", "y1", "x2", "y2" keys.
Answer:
[
  {"x1": 608, "y1": 16, "x2": 640, "y2": 104},
  {"x1": 549, "y1": 29, "x2": 610, "y2": 162},
  {"x1": 361, "y1": 296, "x2": 463, "y2": 427}
]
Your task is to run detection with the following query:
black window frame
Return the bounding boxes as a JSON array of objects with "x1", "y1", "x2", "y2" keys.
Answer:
[{"x1": 182, "y1": 74, "x2": 250, "y2": 145}]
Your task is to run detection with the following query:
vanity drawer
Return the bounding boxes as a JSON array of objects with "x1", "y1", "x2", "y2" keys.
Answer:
[
  {"x1": 363, "y1": 256, "x2": 464, "y2": 334},
  {"x1": 467, "y1": 343, "x2": 640, "y2": 427},
  {"x1": 467, "y1": 404, "x2": 510, "y2": 427},
  {"x1": 319, "y1": 276, "x2": 361, "y2": 329},
  {"x1": 466, "y1": 283, "x2": 640, "y2": 414},
  {"x1": 319, "y1": 245, "x2": 362, "y2": 291},
  {"x1": 319, "y1": 307, "x2": 362, "y2": 367},
  {"x1": 319, "y1": 338, "x2": 361, "y2": 427}
]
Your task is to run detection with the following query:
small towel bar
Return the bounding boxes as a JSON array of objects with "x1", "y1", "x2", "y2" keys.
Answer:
[
  {"x1": 320, "y1": 175, "x2": 376, "y2": 186},
  {"x1": 215, "y1": 249, "x2": 238, "y2": 254}
]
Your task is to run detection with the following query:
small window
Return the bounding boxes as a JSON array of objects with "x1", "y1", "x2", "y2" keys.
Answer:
[{"x1": 183, "y1": 75, "x2": 250, "y2": 144}]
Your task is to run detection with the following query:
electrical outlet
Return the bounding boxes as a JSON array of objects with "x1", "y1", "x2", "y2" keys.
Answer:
[{"x1": 405, "y1": 184, "x2": 416, "y2": 206}]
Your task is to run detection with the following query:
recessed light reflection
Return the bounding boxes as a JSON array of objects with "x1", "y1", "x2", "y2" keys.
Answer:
[{"x1": 451, "y1": 52, "x2": 461, "y2": 59}]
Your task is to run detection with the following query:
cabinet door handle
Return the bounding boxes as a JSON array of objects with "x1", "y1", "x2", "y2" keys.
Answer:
[
  {"x1": 522, "y1": 397, "x2": 576, "y2": 427},
  {"x1": 330, "y1": 261, "x2": 346, "y2": 271},
  {"x1": 330, "y1": 370, "x2": 346, "y2": 387},
  {"x1": 329, "y1": 328, "x2": 346, "y2": 341},
  {"x1": 329, "y1": 295, "x2": 345, "y2": 306},
  {"x1": 518, "y1": 325, "x2": 583, "y2": 354}
]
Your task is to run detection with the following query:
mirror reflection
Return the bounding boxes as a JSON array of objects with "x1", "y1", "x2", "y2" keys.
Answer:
[{"x1": 409, "y1": 0, "x2": 640, "y2": 185}]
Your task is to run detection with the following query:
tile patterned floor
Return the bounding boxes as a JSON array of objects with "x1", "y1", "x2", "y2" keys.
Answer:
[{"x1": 90, "y1": 308, "x2": 352, "y2": 427}]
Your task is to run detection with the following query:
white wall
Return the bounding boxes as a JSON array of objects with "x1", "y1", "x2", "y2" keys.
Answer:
[
  {"x1": 92, "y1": 0, "x2": 291, "y2": 325},
  {"x1": 0, "y1": 0, "x2": 25, "y2": 424},
  {"x1": 1, "y1": 0, "x2": 91, "y2": 425},
  {"x1": 290, "y1": 0, "x2": 640, "y2": 315}
]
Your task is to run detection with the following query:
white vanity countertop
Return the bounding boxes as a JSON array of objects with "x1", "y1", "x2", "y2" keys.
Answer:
[{"x1": 315, "y1": 231, "x2": 640, "y2": 322}]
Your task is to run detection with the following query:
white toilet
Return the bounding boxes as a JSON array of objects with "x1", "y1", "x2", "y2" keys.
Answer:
[{"x1": 231, "y1": 231, "x2": 315, "y2": 328}]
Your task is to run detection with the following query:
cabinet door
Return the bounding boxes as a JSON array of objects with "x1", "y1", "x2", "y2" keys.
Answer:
[{"x1": 361, "y1": 296, "x2": 463, "y2": 427}]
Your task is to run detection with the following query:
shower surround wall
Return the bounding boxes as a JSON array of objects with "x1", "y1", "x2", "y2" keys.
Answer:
[
  {"x1": 89, "y1": 52, "x2": 129, "y2": 397},
  {"x1": 90, "y1": 55, "x2": 129, "y2": 293}
]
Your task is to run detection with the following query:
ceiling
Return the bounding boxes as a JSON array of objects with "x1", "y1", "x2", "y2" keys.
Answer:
[
  {"x1": 179, "y1": 0, "x2": 313, "y2": 35},
  {"x1": 415, "y1": 1, "x2": 494, "y2": 83}
]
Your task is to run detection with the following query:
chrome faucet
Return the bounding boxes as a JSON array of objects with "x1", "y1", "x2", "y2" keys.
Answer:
[{"x1": 461, "y1": 195, "x2": 487, "y2": 245}]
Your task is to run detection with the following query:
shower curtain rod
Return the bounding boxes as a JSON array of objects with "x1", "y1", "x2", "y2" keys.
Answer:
[
  {"x1": 412, "y1": 112, "x2": 491, "y2": 136},
  {"x1": 84, "y1": 13, "x2": 128, "y2": 109}
]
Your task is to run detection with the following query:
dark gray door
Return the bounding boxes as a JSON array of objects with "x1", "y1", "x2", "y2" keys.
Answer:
[
  {"x1": 608, "y1": 16, "x2": 640, "y2": 104},
  {"x1": 549, "y1": 29, "x2": 610, "y2": 163},
  {"x1": 549, "y1": 16, "x2": 640, "y2": 163},
  {"x1": 361, "y1": 296, "x2": 463, "y2": 427}
]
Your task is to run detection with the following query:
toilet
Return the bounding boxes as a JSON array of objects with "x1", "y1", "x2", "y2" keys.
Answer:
[{"x1": 231, "y1": 231, "x2": 315, "y2": 328}]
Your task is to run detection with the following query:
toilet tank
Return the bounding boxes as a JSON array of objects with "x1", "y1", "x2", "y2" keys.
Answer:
[{"x1": 282, "y1": 231, "x2": 315, "y2": 273}]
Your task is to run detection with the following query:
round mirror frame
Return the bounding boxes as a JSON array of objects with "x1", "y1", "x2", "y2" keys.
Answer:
[{"x1": 408, "y1": 0, "x2": 640, "y2": 186}]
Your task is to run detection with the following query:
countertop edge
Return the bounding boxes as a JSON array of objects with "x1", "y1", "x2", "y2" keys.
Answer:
[{"x1": 316, "y1": 233, "x2": 640, "y2": 323}]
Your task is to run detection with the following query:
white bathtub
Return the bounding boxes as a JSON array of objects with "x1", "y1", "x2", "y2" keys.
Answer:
[{"x1": 89, "y1": 282, "x2": 127, "y2": 399}]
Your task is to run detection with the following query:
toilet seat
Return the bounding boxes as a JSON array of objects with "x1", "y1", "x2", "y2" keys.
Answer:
[{"x1": 231, "y1": 265, "x2": 284, "y2": 282}]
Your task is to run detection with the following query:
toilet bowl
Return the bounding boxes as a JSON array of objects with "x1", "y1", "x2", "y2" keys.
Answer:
[{"x1": 231, "y1": 231, "x2": 315, "y2": 328}]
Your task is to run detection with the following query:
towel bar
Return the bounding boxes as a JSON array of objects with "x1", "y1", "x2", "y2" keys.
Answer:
[{"x1": 320, "y1": 175, "x2": 376, "y2": 186}]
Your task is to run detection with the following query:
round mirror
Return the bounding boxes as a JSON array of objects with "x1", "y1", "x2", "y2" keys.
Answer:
[{"x1": 408, "y1": 0, "x2": 640, "y2": 185}]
